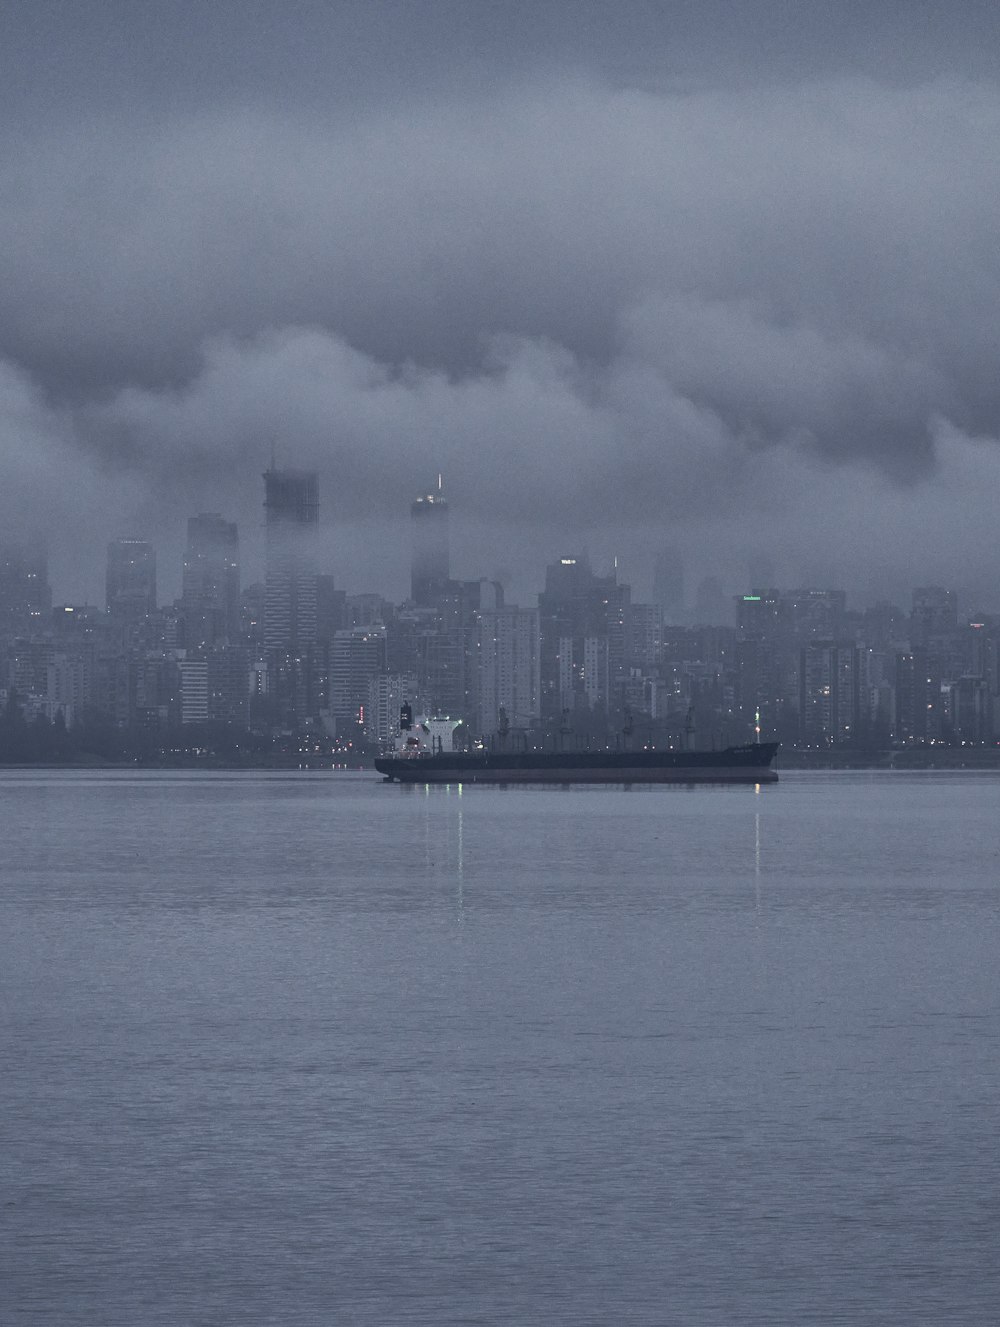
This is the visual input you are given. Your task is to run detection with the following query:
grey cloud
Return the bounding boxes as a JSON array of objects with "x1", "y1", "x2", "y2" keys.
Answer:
[
  {"x1": 2, "y1": 20, "x2": 1000, "y2": 605},
  {"x1": 620, "y1": 294, "x2": 947, "y2": 473},
  {"x1": 5, "y1": 1, "x2": 1000, "y2": 127},
  {"x1": 5, "y1": 77, "x2": 998, "y2": 452},
  {"x1": 5, "y1": 319, "x2": 995, "y2": 607}
]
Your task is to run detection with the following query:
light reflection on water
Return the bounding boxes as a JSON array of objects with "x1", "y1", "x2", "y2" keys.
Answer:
[{"x1": 1, "y1": 770, "x2": 999, "y2": 1325}]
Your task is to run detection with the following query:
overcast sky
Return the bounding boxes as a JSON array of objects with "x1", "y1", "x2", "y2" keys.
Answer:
[{"x1": 3, "y1": 0, "x2": 1000, "y2": 607}]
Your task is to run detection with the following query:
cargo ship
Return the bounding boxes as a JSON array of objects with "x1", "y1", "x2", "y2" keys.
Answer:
[{"x1": 374, "y1": 707, "x2": 778, "y2": 785}]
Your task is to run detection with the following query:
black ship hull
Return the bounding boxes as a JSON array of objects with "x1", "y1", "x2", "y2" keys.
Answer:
[{"x1": 374, "y1": 743, "x2": 779, "y2": 785}]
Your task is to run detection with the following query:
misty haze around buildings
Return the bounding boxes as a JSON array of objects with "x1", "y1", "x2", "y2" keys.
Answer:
[
  {"x1": 4, "y1": 4, "x2": 1000, "y2": 766},
  {"x1": 0, "y1": 473, "x2": 996, "y2": 765}
]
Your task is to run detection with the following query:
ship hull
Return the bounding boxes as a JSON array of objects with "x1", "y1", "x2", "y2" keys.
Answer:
[{"x1": 374, "y1": 744, "x2": 779, "y2": 785}]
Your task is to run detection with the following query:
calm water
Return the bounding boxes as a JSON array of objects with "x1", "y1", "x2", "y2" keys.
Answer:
[{"x1": 1, "y1": 769, "x2": 998, "y2": 1325}]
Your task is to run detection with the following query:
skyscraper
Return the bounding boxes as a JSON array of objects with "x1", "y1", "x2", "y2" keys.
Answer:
[
  {"x1": 477, "y1": 606, "x2": 540, "y2": 735},
  {"x1": 910, "y1": 586, "x2": 957, "y2": 647},
  {"x1": 261, "y1": 467, "x2": 319, "y2": 723},
  {"x1": 263, "y1": 468, "x2": 318, "y2": 654},
  {"x1": 329, "y1": 626, "x2": 387, "y2": 730},
  {"x1": 799, "y1": 640, "x2": 865, "y2": 746},
  {"x1": 411, "y1": 481, "x2": 450, "y2": 604},
  {"x1": 653, "y1": 546, "x2": 684, "y2": 623},
  {"x1": 0, "y1": 541, "x2": 51, "y2": 643},
  {"x1": 537, "y1": 555, "x2": 623, "y2": 721},
  {"x1": 106, "y1": 539, "x2": 156, "y2": 621},
  {"x1": 181, "y1": 514, "x2": 239, "y2": 647}
]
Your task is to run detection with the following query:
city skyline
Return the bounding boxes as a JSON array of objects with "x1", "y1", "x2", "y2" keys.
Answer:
[
  {"x1": 21, "y1": 476, "x2": 1000, "y2": 622},
  {"x1": 5, "y1": 464, "x2": 1000, "y2": 760}
]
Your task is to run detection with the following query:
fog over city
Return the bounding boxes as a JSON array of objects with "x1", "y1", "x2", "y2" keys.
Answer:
[{"x1": 3, "y1": 0, "x2": 1000, "y2": 606}]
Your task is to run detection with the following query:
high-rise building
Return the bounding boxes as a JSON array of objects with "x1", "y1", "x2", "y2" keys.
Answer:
[
  {"x1": 45, "y1": 650, "x2": 95, "y2": 725},
  {"x1": 625, "y1": 603, "x2": 663, "y2": 669},
  {"x1": 537, "y1": 555, "x2": 622, "y2": 721},
  {"x1": 736, "y1": 591, "x2": 792, "y2": 742},
  {"x1": 910, "y1": 587, "x2": 957, "y2": 647},
  {"x1": 411, "y1": 482, "x2": 450, "y2": 604},
  {"x1": 344, "y1": 594, "x2": 391, "y2": 629},
  {"x1": 785, "y1": 589, "x2": 846, "y2": 642},
  {"x1": 653, "y1": 546, "x2": 684, "y2": 623},
  {"x1": 329, "y1": 626, "x2": 387, "y2": 731},
  {"x1": 799, "y1": 641, "x2": 865, "y2": 746},
  {"x1": 964, "y1": 617, "x2": 998, "y2": 690},
  {"x1": 366, "y1": 672, "x2": 419, "y2": 746},
  {"x1": 388, "y1": 578, "x2": 499, "y2": 723},
  {"x1": 0, "y1": 541, "x2": 51, "y2": 643},
  {"x1": 181, "y1": 514, "x2": 239, "y2": 647},
  {"x1": 862, "y1": 602, "x2": 907, "y2": 652},
  {"x1": 206, "y1": 646, "x2": 251, "y2": 727},
  {"x1": 894, "y1": 650, "x2": 942, "y2": 744},
  {"x1": 177, "y1": 657, "x2": 210, "y2": 725},
  {"x1": 477, "y1": 606, "x2": 540, "y2": 735},
  {"x1": 315, "y1": 575, "x2": 346, "y2": 643},
  {"x1": 693, "y1": 576, "x2": 731, "y2": 626},
  {"x1": 106, "y1": 540, "x2": 156, "y2": 621},
  {"x1": 262, "y1": 468, "x2": 319, "y2": 723},
  {"x1": 263, "y1": 468, "x2": 318, "y2": 654},
  {"x1": 734, "y1": 587, "x2": 850, "y2": 742},
  {"x1": 947, "y1": 675, "x2": 992, "y2": 744}
]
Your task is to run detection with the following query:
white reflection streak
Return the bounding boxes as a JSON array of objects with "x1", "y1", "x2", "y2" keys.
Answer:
[
  {"x1": 423, "y1": 780, "x2": 432, "y2": 874},
  {"x1": 456, "y1": 794, "x2": 464, "y2": 920},
  {"x1": 754, "y1": 791, "x2": 762, "y2": 919}
]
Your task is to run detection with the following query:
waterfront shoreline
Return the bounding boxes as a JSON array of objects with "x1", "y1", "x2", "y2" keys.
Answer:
[{"x1": 5, "y1": 751, "x2": 1000, "y2": 773}]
